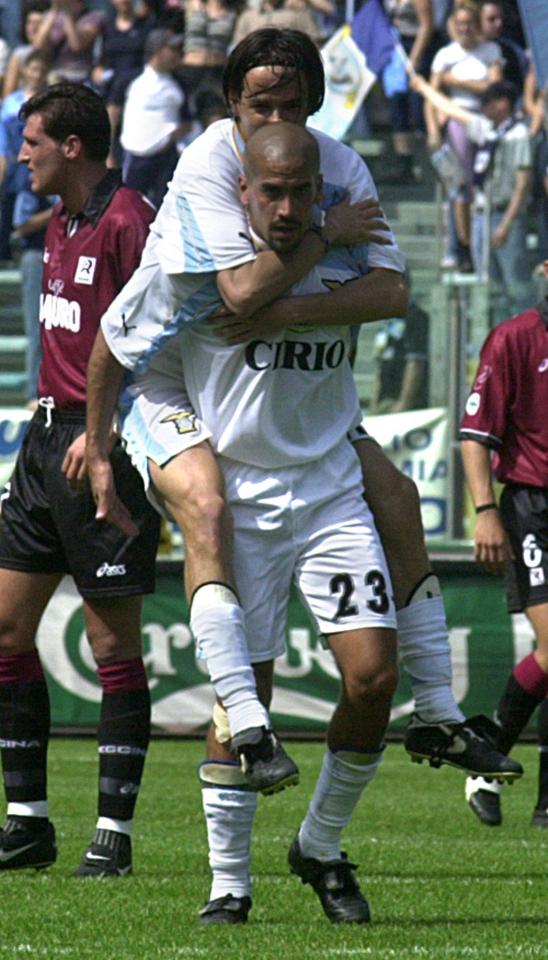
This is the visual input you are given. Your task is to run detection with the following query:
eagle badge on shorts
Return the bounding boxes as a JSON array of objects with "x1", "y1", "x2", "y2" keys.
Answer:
[{"x1": 160, "y1": 411, "x2": 198, "y2": 435}]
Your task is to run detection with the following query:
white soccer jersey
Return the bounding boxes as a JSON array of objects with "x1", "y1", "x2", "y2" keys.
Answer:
[
  {"x1": 151, "y1": 118, "x2": 404, "y2": 274},
  {"x1": 142, "y1": 242, "x2": 366, "y2": 468},
  {"x1": 101, "y1": 118, "x2": 404, "y2": 374}
]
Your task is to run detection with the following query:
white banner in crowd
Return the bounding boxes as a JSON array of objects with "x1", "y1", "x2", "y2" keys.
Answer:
[
  {"x1": 308, "y1": 26, "x2": 376, "y2": 141},
  {"x1": 366, "y1": 407, "x2": 450, "y2": 539}
]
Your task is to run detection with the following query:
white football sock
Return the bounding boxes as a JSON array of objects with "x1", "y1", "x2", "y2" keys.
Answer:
[
  {"x1": 298, "y1": 748, "x2": 384, "y2": 862},
  {"x1": 190, "y1": 584, "x2": 269, "y2": 737},
  {"x1": 96, "y1": 816, "x2": 132, "y2": 836},
  {"x1": 7, "y1": 801, "x2": 48, "y2": 818},
  {"x1": 199, "y1": 761, "x2": 256, "y2": 900},
  {"x1": 398, "y1": 576, "x2": 465, "y2": 724}
]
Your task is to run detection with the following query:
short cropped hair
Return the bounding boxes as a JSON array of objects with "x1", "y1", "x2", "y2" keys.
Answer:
[
  {"x1": 481, "y1": 80, "x2": 519, "y2": 108},
  {"x1": 222, "y1": 28, "x2": 325, "y2": 118},
  {"x1": 20, "y1": 82, "x2": 111, "y2": 162}
]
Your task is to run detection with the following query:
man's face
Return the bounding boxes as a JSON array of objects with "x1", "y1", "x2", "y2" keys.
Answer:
[
  {"x1": 480, "y1": 3, "x2": 503, "y2": 40},
  {"x1": 229, "y1": 67, "x2": 309, "y2": 141},
  {"x1": 23, "y1": 58, "x2": 49, "y2": 94},
  {"x1": 240, "y1": 153, "x2": 321, "y2": 253},
  {"x1": 18, "y1": 113, "x2": 67, "y2": 196}
]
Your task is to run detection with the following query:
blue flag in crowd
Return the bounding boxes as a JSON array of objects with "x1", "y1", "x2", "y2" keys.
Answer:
[
  {"x1": 517, "y1": 0, "x2": 548, "y2": 89},
  {"x1": 351, "y1": 0, "x2": 395, "y2": 77}
]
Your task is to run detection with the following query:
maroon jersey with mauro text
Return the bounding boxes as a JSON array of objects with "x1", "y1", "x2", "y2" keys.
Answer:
[
  {"x1": 38, "y1": 170, "x2": 155, "y2": 410},
  {"x1": 459, "y1": 300, "x2": 548, "y2": 488}
]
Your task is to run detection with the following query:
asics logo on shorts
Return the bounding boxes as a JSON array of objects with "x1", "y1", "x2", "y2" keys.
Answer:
[
  {"x1": 96, "y1": 562, "x2": 127, "y2": 578},
  {"x1": 538, "y1": 358, "x2": 548, "y2": 373}
]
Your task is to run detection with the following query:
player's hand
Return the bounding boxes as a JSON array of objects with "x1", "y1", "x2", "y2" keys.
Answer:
[
  {"x1": 211, "y1": 300, "x2": 287, "y2": 344},
  {"x1": 62, "y1": 432, "x2": 88, "y2": 490},
  {"x1": 324, "y1": 197, "x2": 392, "y2": 247},
  {"x1": 473, "y1": 510, "x2": 513, "y2": 575},
  {"x1": 87, "y1": 453, "x2": 139, "y2": 537}
]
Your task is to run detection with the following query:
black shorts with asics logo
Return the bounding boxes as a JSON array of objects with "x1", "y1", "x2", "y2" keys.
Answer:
[
  {"x1": 499, "y1": 483, "x2": 548, "y2": 613},
  {"x1": 0, "y1": 407, "x2": 161, "y2": 599}
]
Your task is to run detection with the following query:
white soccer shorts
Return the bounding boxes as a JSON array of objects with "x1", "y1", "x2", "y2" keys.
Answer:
[
  {"x1": 219, "y1": 438, "x2": 396, "y2": 663},
  {"x1": 120, "y1": 369, "x2": 211, "y2": 499}
]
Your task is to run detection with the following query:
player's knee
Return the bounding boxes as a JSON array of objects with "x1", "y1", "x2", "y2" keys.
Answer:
[
  {"x1": 87, "y1": 628, "x2": 142, "y2": 666},
  {"x1": 0, "y1": 616, "x2": 34, "y2": 656},
  {"x1": 345, "y1": 660, "x2": 399, "y2": 706},
  {"x1": 174, "y1": 488, "x2": 228, "y2": 555}
]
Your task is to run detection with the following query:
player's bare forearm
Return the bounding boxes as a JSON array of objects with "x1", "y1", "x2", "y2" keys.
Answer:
[
  {"x1": 460, "y1": 439, "x2": 511, "y2": 574},
  {"x1": 86, "y1": 329, "x2": 138, "y2": 536},
  {"x1": 214, "y1": 269, "x2": 407, "y2": 343},
  {"x1": 216, "y1": 198, "x2": 393, "y2": 317},
  {"x1": 86, "y1": 329, "x2": 124, "y2": 459}
]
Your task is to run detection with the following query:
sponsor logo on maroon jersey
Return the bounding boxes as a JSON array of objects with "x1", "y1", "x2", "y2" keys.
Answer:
[{"x1": 39, "y1": 292, "x2": 81, "y2": 333}]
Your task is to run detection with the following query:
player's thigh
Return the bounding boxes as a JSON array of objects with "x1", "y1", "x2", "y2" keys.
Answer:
[
  {"x1": 327, "y1": 624, "x2": 398, "y2": 698},
  {"x1": 148, "y1": 443, "x2": 228, "y2": 537},
  {"x1": 0, "y1": 568, "x2": 62, "y2": 653},
  {"x1": 55, "y1": 443, "x2": 160, "y2": 599},
  {"x1": 222, "y1": 461, "x2": 296, "y2": 663},
  {"x1": 83, "y1": 594, "x2": 144, "y2": 665},
  {"x1": 120, "y1": 367, "x2": 211, "y2": 506}
]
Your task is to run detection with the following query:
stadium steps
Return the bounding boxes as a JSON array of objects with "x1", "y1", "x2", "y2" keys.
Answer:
[{"x1": 0, "y1": 268, "x2": 27, "y2": 406}]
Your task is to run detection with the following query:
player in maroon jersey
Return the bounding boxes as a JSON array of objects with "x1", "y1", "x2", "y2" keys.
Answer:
[
  {"x1": 459, "y1": 260, "x2": 548, "y2": 827},
  {"x1": 0, "y1": 83, "x2": 162, "y2": 876}
]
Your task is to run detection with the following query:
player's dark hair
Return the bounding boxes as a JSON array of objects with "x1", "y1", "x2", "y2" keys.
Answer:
[
  {"x1": 20, "y1": 82, "x2": 111, "y2": 162},
  {"x1": 481, "y1": 79, "x2": 519, "y2": 108},
  {"x1": 222, "y1": 28, "x2": 325, "y2": 117}
]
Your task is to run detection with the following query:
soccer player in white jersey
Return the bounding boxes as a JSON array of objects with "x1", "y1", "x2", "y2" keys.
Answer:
[
  {"x1": 112, "y1": 120, "x2": 401, "y2": 925},
  {"x1": 89, "y1": 28, "x2": 521, "y2": 787}
]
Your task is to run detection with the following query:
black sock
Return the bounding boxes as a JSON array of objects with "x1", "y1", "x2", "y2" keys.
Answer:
[
  {"x1": 97, "y1": 688, "x2": 150, "y2": 822},
  {"x1": 495, "y1": 673, "x2": 544, "y2": 755},
  {"x1": 536, "y1": 697, "x2": 548, "y2": 808},
  {"x1": 0, "y1": 675, "x2": 50, "y2": 809}
]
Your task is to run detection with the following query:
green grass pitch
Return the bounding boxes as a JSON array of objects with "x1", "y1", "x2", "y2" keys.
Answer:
[{"x1": 0, "y1": 740, "x2": 545, "y2": 960}]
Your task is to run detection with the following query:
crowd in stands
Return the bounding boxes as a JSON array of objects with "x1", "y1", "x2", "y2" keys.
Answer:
[{"x1": 0, "y1": 0, "x2": 546, "y2": 404}]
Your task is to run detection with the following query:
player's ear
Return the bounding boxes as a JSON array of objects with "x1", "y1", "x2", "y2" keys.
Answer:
[
  {"x1": 238, "y1": 174, "x2": 249, "y2": 206},
  {"x1": 62, "y1": 134, "x2": 82, "y2": 160}
]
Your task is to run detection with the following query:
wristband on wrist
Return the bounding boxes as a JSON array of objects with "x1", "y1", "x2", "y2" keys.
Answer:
[{"x1": 475, "y1": 502, "x2": 498, "y2": 514}]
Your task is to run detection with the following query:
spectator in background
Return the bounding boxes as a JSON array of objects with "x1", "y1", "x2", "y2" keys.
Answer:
[
  {"x1": 92, "y1": 0, "x2": 156, "y2": 166},
  {"x1": 120, "y1": 28, "x2": 191, "y2": 209},
  {"x1": 3, "y1": 1, "x2": 50, "y2": 98},
  {"x1": 479, "y1": 1, "x2": 527, "y2": 94},
  {"x1": 427, "y1": 0, "x2": 502, "y2": 271},
  {"x1": 33, "y1": 0, "x2": 105, "y2": 84},
  {"x1": 370, "y1": 297, "x2": 430, "y2": 414},
  {"x1": 231, "y1": 0, "x2": 322, "y2": 50},
  {"x1": 0, "y1": 33, "x2": 9, "y2": 95},
  {"x1": 10, "y1": 164, "x2": 54, "y2": 406},
  {"x1": 523, "y1": 66, "x2": 548, "y2": 268},
  {"x1": 412, "y1": 72, "x2": 534, "y2": 323},
  {"x1": 181, "y1": 0, "x2": 240, "y2": 109},
  {"x1": 381, "y1": 0, "x2": 435, "y2": 184},
  {"x1": 0, "y1": 51, "x2": 51, "y2": 267}
]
